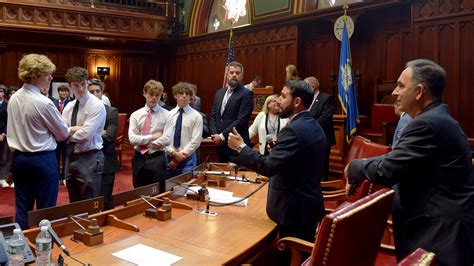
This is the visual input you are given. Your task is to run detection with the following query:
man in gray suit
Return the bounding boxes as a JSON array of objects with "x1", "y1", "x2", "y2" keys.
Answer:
[{"x1": 345, "y1": 59, "x2": 474, "y2": 265}]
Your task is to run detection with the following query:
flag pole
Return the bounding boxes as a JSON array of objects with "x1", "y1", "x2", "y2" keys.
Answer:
[{"x1": 222, "y1": 23, "x2": 235, "y2": 88}]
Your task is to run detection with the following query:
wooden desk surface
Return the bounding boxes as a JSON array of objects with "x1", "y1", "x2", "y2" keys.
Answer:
[{"x1": 44, "y1": 177, "x2": 276, "y2": 265}]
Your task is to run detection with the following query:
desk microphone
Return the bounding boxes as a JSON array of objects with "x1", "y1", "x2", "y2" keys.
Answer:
[{"x1": 39, "y1": 219, "x2": 71, "y2": 256}]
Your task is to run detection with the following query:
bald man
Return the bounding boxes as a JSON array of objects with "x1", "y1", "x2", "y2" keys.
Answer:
[{"x1": 305, "y1": 77, "x2": 335, "y2": 181}]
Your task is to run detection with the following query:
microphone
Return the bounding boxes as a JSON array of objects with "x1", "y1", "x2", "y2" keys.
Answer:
[{"x1": 39, "y1": 219, "x2": 71, "y2": 256}]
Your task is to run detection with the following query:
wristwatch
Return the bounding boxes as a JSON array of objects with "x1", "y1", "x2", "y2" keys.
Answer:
[{"x1": 236, "y1": 143, "x2": 246, "y2": 153}]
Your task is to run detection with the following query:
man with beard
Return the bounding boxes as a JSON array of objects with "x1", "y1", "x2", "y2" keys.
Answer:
[
  {"x1": 228, "y1": 80, "x2": 326, "y2": 244},
  {"x1": 210, "y1": 61, "x2": 253, "y2": 162}
]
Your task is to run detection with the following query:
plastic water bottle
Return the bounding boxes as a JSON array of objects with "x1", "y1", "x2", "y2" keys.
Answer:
[
  {"x1": 35, "y1": 226, "x2": 52, "y2": 266},
  {"x1": 7, "y1": 228, "x2": 25, "y2": 266}
]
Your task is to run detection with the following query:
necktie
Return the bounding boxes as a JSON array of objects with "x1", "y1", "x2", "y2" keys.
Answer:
[
  {"x1": 59, "y1": 101, "x2": 63, "y2": 113},
  {"x1": 220, "y1": 88, "x2": 233, "y2": 115},
  {"x1": 140, "y1": 108, "x2": 153, "y2": 154},
  {"x1": 173, "y1": 108, "x2": 184, "y2": 149},
  {"x1": 71, "y1": 100, "x2": 80, "y2": 126}
]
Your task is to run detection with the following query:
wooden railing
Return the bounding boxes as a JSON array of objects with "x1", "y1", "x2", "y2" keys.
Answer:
[{"x1": 0, "y1": 0, "x2": 174, "y2": 40}]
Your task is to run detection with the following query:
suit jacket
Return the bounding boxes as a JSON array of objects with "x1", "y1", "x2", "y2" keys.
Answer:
[
  {"x1": 102, "y1": 105, "x2": 119, "y2": 174},
  {"x1": 191, "y1": 96, "x2": 201, "y2": 112},
  {"x1": 348, "y1": 103, "x2": 474, "y2": 265},
  {"x1": 308, "y1": 91, "x2": 335, "y2": 146},
  {"x1": 210, "y1": 83, "x2": 253, "y2": 159},
  {"x1": 53, "y1": 98, "x2": 70, "y2": 113},
  {"x1": 232, "y1": 111, "x2": 326, "y2": 226},
  {"x1": 0, "y1": 101, "x2": 7, "y2": 134}
]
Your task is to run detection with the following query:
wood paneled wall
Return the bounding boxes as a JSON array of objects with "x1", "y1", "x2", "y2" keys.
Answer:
[
  {"x1": 174, "y1": 25, "x2": 298, "y2": 114},
  {"x1": 0, "y1": 30, "x2": 169, "y2": 116}
]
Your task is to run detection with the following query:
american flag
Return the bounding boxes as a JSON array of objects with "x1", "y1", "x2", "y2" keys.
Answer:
[
  {"x1": 222, "y1": 32, "x2": 236, "y2": 88},
  {"x1": 226, "y1": 39, "x2": 236, "y2": 65}
]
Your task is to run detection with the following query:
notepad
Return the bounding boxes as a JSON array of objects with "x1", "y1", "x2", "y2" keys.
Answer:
[{"x1": 112, "y1": 244, "x2": 182, "y2": 266}]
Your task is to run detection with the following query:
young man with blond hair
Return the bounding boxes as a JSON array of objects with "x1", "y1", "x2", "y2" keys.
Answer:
[
  {"x1": 129, "y1": 80, "x2": 171, "y2": 189},
  {"x1": 8, "y1": 54, "x2": 69, "y2": 228}
]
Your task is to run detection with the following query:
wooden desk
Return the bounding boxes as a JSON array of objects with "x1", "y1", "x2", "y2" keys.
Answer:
[{"x1": 24, "y1": 173, "x2": 277, "y2": 265}]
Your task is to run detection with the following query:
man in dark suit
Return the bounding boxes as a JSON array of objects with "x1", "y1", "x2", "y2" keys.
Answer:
[
  {"x1": 53, "y1": 85, "x2": 71, "y2": 184},
  {"x1": 228, "y1": 80, "x2": 326, "y2": 243},
  {"x1": 88, "y1": 79, "x2": 119, "y2": 210},
  {"x1": 305, "y1": 76, "x2": 335, "y2": 181},
  {"x1": 210, "y1": 61, "x2": 253, "y2": 162},
  {"x1": 345, "y1": 59, "x2": 474, "y2": 265}
]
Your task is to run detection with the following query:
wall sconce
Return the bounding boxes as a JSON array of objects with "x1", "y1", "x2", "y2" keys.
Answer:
[{"x1": 97, "y1": 67, "x2": 110, "y2": 80}]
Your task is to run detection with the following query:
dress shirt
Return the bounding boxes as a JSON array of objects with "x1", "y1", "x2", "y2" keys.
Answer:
[
  {"x1": 62, "y1": 92, "x2": 106, "y2": 152},
  {"x1": 308, "y1": 91, "x2": 320, "y2": 111},
  {"x1": 164, "y1": 105, "x2": 203, "y2": 157},
  {"x1": 7, "y1": 84, "x2": 69, "y2": 152},
  {"x1": 129, "y1": 104, "x2": 170, "y2": 153},
  {"x1": 244, "y1": 83, "x2": 254, "y2": 91},
  {"x1": 102, "y1": 95, "x2": 111, "y2": 106}
]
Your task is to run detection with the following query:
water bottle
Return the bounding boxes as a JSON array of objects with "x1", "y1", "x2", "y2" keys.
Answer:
[
  {"x1": 35, "y1": 226, "x2": 52, "y2": 266},
  {"x1": 7, "y1": 228, "x2": 25, "y2": 266}
]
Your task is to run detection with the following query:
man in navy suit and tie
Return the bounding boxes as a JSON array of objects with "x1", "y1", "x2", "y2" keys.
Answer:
[
  {"x1": 228, "y1": 80, "x2": 326, "y2": 244},
  {"x1": 210, "y1": 61, "x2": 253, "y2": 162},
  {"x1": 305, "y1": 77, "x2": 335, "y2": 181}
]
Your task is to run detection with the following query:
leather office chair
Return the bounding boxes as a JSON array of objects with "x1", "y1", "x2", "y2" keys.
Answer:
[
  {"x1": 398, "y1": 248, "x2": 436, "y2": 266},
  {"x1": 322, "y1": 135, "x2": 391, "y2": 204},
  {"x1": 277, "y1": 188, "x2": 395, "y2": 266},
  {"x1": 116, "y1": 113, "x2": 128, "y2": 169},
  {"x1": 361, "y1": 104, "x2": 398, "y2": 145}
]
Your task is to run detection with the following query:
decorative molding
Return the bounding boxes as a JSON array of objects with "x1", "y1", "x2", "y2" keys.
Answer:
[
  {"x1": 0, "y1": 2, "x2": 170, "y2": 40},
  {"x1": 177, "y1": 25, "x2": 297, "y2": 55}
]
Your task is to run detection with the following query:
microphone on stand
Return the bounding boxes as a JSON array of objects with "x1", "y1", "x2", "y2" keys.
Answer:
[{"x1": 38, "y1": 219, "x2": 70, "y2": 256}]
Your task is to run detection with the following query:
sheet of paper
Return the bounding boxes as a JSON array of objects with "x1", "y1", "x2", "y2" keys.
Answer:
[
  {"x1": 207, "y1": 187, "x2": 233, "y2": 198},
  {"x1": 210, "y1": 196, "x2": 248, "y2": 207},
  {"x1": 112, "y1": 244, "x2": 182, "y2": 266},
  {"x1": 205, "y1": 170, "x2": 230, "y2": 175}
]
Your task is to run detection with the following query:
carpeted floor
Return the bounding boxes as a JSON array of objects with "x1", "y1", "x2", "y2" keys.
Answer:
[{"x1": 0, "y1": 148, "x2": 135, "y2": 218}]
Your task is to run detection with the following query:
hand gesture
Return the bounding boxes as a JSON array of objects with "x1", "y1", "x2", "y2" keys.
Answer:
[{"x1": 228, "y1": 127, "x2": 244, "y2": 150}]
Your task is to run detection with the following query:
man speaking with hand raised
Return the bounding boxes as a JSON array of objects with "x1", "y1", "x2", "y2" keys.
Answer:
[{"x1": 228, "y1": 80, "x2": 326, "y2": 243}]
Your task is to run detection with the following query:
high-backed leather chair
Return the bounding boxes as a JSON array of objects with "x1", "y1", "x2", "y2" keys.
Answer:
[
  {"x1": 277, "y1": 188, "x2": 395, "y2": 266},
  {"x1": 362, "y1": 104, "x2": 398, "y2": 145},
  {"x1": 398, "y1": 248, "x2": 436, "y2": 266},
  {"x1": 115, "y1": 113, "x2": 128, "y2": 169},
  {"x1": 322, "y1": 136, "x2": 391, "y2": 203}
]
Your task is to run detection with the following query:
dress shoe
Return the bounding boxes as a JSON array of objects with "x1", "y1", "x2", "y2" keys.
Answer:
[{"x1": 0, "y1": 180, "x2": 9, "y2": 188}]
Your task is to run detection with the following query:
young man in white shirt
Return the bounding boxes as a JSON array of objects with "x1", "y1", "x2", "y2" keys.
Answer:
[
  {"x1": 128, "y1": 80, "x2": 170, "y2": 190},
  {"x1": 165, "y1": 82, "x2": 203, "y2": 176},
  {"x1": 8, "y1": 54, "x2": 70, "y2": 228},
  {"x1": 62, "y1": 67, "x2": 106, "y2": 203}
]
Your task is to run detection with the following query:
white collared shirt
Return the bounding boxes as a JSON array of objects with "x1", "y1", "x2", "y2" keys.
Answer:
[
  {"x1": 308, "y1": 90, "x2": 320, "y2": 110},
  {"x1": 128, "y1": 104, "x2": 170, "y2": 153},
  {"x1": 7, "y1": 84, "x2": 69, "y2": 152},
  {"x1": 62, "y1": 92, "x2": 106, "y2": 152},
  {"x1": 164, "y1": 105, "x2": 203, "y2": 157}
]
